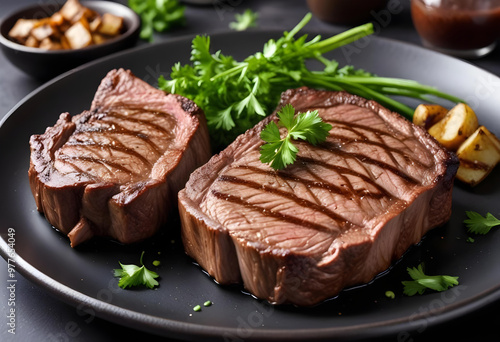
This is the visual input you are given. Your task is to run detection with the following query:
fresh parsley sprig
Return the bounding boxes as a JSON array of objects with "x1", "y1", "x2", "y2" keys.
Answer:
[
  {"x1": 159, "y1": 13, "x2": 462, "y2": 149},
  {"x1": 128, "y1": 0, "x2": 185, "y2": 42},
  {"x1": 114, "y1": 251, "x2": 159, "y2": 289},
  {"x1": 402, "y1": 263, "x2": 459, "y2": 296},
  {"x1": 464, "y1": 211, "x2": 500, "y2": 235},
  {"x1": 259, "y1": 104, "x2": 332, "y2": 170},
  {"x1": 229, "y1": 9, "x2": 258, "y2": 31}
]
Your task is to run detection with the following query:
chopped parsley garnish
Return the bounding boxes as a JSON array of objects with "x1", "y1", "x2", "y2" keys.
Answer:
[
  {"x1": 128, "y1": 0, "x2": 185, "y2": 42},
  {"x1": 402, "y1": 263, "x2": 458, "y2": 296},
  {"x1": 229, "y1": 9, "x2": 258, "y2": 31},
  {"x1": 259, "y1": 104, "x2": 332, "y2": 170},
  {"x1": 385, "y1": 290, "x2": 395, "y2": 299},
  {"x1": 114, "y1": 251, "x2": 159, "y2": 289},
  {"x1": 464, "y1": 211, "x2": 500, "y2": 235},
  {"x1": 159, "y1": 13, "x2": 462, "y2": 149}
]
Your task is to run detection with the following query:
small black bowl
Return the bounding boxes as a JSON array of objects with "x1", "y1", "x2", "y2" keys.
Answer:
[{"x1": 0, "y1": 1, "x2": 141, "y2": 81}]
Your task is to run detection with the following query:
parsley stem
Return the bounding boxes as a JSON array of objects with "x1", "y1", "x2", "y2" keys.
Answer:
[
  {"x1": 286, "y1": 13, "x2": 312, "y2": 40},
  {"x1": 299, "y1": 76, "x2": 344, "y2": 91},
  {"x1": 139, "y1": 250, "x2": 145, "y2": 266},
  {"x1": 338, "y1": 76, "x2": 464, "y2": 103},
  {"x1": 210, "y1": 63, "x2": 246, "y2": 82},
  {"x1": 309, "y1": 23, "x2": 375, "y2": 55},
  {"x1": 302, "y1": 75, "x2": 414, "y2": 118},
  {"x1": 336, "y1": 80, "x2": 415, "y2": 117}
]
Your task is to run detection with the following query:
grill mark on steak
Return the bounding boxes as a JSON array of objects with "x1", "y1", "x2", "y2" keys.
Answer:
[
  {"x1": 63, "y1": 141, "x2": 153, "y2": 167},
  {"x1": 211, "y1": 189, "x2": 342, "y2": 235},
  {"x1": 327, "y1": 132, "x2": 429, "y2": 169},
  {"x1": 301, "y1": 109, "x2": 431, "y2": 170},
  {"x1": 328, "y1": 134, "x2": 430, "y2": 171},
  {"x1": 57, "y1": 154, "x2": 143, "y2": 177},
  {"x1": 236, "y1": 165, "x2": 388, "y2": 200},
  {"x1": 282, "y1": 110, "x2": 424, "y2": 184},
  {"x1": 216, "y1": 175, "x2": 350, "y2": 229},
  {"x1": 295, "y1": 156, "x2": 399, "y2": 198},
  {"x1": 300, "y1": 105, "x2": 397, "y2": 137},
  {"x1": 298, "y1": 144, "x2": 419, "y2": 185},
  {"x1": 102, "y1": 111, "x2": 174, "y2": 137},
  {"x1": 74, "y1": 122, "x2": 163, "y2": 155},
  {"x1": 71, "y1": 109, "x2": 177, "y2": 159}
]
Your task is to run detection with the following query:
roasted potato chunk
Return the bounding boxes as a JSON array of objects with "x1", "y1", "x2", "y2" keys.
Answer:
[
  {"x1": 427, "y1": 103, "x2": 479, "y2": 151},
  {"x1": 89, "y1": 16, "x2": 102, "y2": 32},
  {"x1": 7, "y1": 0, "x2": 124, "y2": 50},
  {"x1": 24, "y1": 35, "x2": 39, "y2": 48},
  {"x1": 456, "y1": 126, "x2": 500, "y2": 186},
  {"x1": 60, "y1": 0, "x2": 85, "y2": 22},
  {"x1": 39, "y1": 37, "x2": 63, "y2": 50},
  {"x1": 98, "y1": 13, "x2": 123, "y2": 36},
  {"x1": 413, "y1": 104, "x2": 449, "y2": 130},
  {"x1": 65, "y1": 21, "x2": 92, "y2": 49},
  {"x1": 50, "y1": 12, "x2": 65, "y2": 26},
  {"x1": 31, "y1": 22, "x2": 57, "y2": 41},
  {"x1": 8, "y1": 19, "x2": 37, "y2": 43},
  {"x1": 91, "y1": 33, "x2": 109, "y2": 45}
]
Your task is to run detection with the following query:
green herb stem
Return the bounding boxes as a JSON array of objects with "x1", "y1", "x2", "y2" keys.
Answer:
[
  {"x1": 309, "y1": 23, "x2": 374, "y2": 55},
  {"x1": 210, "y1": 63, "x2": 246, "y2": 82},
  {"x1": 285, "y1": 13, "x2": 312, "y2": 40},
  {"x1": 338, "y1": 76, "x2": 464, "y2": 103},
  {"x1": 161, "y1": 14, "x2": 462, "y2": 149},
  {"x1": 301, "y1": 75, "x2": 415, "y2": 118}
]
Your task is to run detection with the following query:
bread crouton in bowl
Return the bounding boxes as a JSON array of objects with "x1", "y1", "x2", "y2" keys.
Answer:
[{"x1": 0, "y1": 0, "x2": 140, "y2": 80}]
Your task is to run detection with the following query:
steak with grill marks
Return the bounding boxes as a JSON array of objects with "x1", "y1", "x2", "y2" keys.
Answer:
[
  {"x1": 29, "y1": 68, "x2": 211, "y2": 247},
  {"x1": 178, "y1": 87, "x2": 458, "y2": 306}
]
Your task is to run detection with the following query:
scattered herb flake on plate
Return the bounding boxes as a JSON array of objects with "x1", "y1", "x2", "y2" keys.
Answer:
[
  {"x1": 402, "y1": 263, "x2": 459, "y2": 296},
  {"x1": 464, "y1": 211, "x2": 500, "y2": 235},
  {"x1": 128, "y1": 0, "x2": 185, "y2": 42},
  {"x1": 229, "y1": 9, "x2": 258, "y2": 31},
  {"x1": 114, "y1": 251, "x2": 159, "y2": 289}
]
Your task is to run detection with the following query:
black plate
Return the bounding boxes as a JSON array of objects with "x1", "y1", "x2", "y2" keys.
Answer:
[{"x1": 1, "y1": 31, "x2": 500, "y2": 341}]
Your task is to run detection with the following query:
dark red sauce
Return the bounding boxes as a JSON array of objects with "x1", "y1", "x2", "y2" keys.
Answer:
[{"x1": 411, "y1": 0, "x2": 500, "y2": 51}]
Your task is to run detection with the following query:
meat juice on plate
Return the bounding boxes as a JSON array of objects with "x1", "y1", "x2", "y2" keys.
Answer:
[{"x1": 411, "y1": 0, "x2": 500, "y2": 58}]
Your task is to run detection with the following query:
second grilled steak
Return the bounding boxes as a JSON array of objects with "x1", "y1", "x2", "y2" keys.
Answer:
[
  {"x1": 179, "y1": 87, "x2": 459, "y2": 306},
  {"x1": 29, "y1": 68, "x2": 211, "y2": 247}
]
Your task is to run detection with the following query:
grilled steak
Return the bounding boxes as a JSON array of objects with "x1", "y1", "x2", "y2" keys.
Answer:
[
  {"x1": 29, "y1": 68, "x2": 211, "y2": 247},
  {"x1": 179, "y1": 87, "x2": 458, "y2": 306}
]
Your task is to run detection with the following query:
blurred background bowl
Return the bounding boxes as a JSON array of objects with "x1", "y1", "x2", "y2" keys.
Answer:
[
  {"x1": 306, "y1": 0, "x2": 389, "y2": 25},
  {"x1": 0, "y1": 1, "x2": 140, "y2": 81},
  {"x1": 410, "y1": 0, "x2": 500, "y2": 59}
]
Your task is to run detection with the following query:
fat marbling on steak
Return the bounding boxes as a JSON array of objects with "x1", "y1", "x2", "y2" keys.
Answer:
[
  {"x1": 29, "y1": 68, "x2": 211, "y2": 247},
  {"x1": 178, "y1": 87, "x2": 458, "y2": 306}
]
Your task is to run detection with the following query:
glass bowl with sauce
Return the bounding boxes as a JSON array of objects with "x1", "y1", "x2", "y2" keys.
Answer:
[
  {"x1": 411, "y1": 0, "x2": 500, "y2": 58},
  {"x1": 307, "y1": 0, "x2": 389, "y2": 25}
]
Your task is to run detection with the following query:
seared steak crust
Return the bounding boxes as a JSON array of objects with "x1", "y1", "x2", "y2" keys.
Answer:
[
  {"x1": 29, "y1": 69, "x2": 211, "y2": 247},
  {"x1": 179, "y1": 87, "x2": 458, "y2": 306}
]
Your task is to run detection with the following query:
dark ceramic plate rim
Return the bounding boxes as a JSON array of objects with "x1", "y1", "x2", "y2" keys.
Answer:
[
  {"x1": 1, "y1": 30, "x2": 500, "y2": 341},
  {"x1": 0, "y1": 1, "x2": 141, "y2": 54}
]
